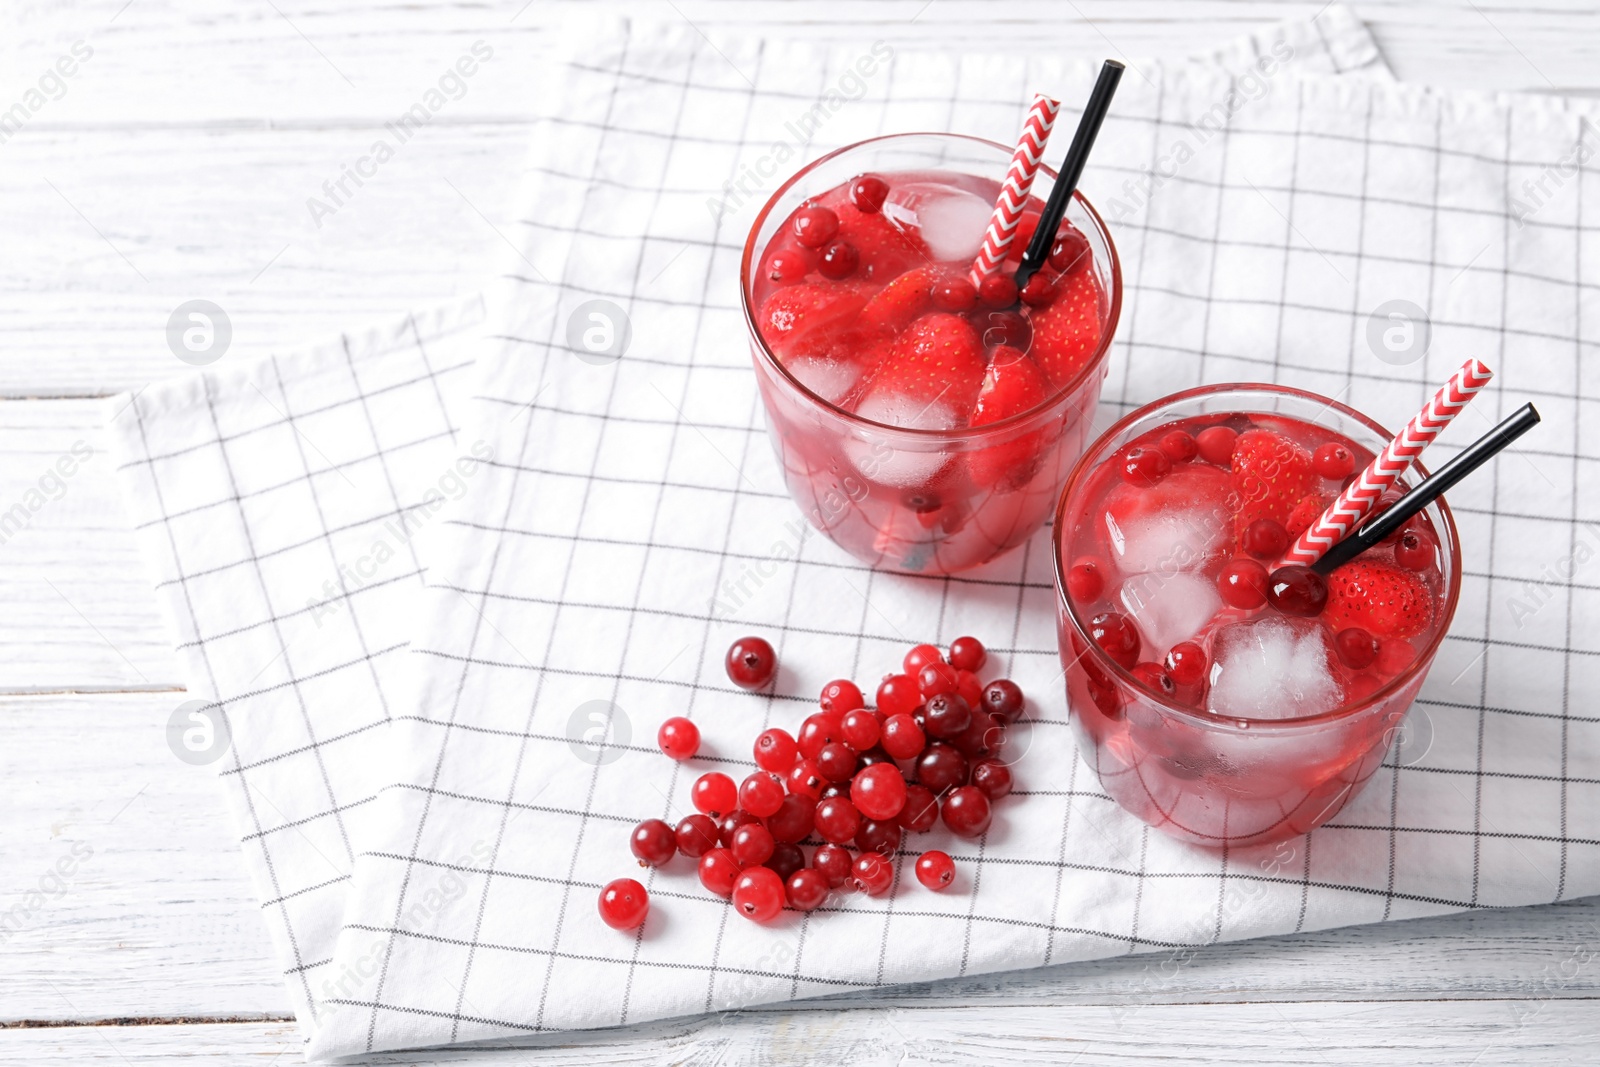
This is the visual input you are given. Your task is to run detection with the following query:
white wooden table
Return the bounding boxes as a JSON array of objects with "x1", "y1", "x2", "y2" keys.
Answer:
[{"x1": 4, "y1": 1, "x2": 1599, "y2": 1062}]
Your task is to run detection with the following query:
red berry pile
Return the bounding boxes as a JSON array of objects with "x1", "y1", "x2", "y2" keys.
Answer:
[{"x1": 597, "y1": 634, "x2": 1028, "y2": 929}]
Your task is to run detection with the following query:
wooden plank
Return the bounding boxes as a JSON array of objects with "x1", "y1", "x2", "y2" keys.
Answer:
[{"x1": 7, "y1": 999, "x2": 1600, "y2": 1066}]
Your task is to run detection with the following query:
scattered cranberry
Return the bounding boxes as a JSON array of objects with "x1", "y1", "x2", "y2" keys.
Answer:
[
  {"x1": 851, "y1": 763, "x2": 908, "y2": 821},
  {"x1": 717, "y1": 809, "x2": 759, "y2": 847},
  {"x1": 1019, "y1": 274, "x2": 1056, "y2": 307},
  {"x1": 1088, "y1": 611, "x2": 1141, "y2": 669},
  {"x1": 725, "y1": 636, "x2": 777, "y2": 690},
  {"x1": 915, "y1": 850, "x2": 956, "y2": 891},
  {"x1": 981, "y1": 679, "x2": 1025, "y2": 723},
  {"x1": 819, "y1": 781, "x2": 849, "y2": 802},
  {"x1": 951, "y1": 709, "x2": 999, "y2": 758},
  {"x1": 1377, "y1": 638, "x2": 1416, "y2": 676},
  {"x1": 1313, "y1": 441, "x2": 1356, "y2": 480},
  {"x1": 764, "y1": 246, "x2": 815, "y2": 285},
  {"x1": 1335, "y1": 627, "x2": 1380, "y2": 670},
  {"x1": 857, "y1": 746, "x2": 893, "y2": 768},
  {"x1": 954, "y1": 670, "x2": 983, "y2": 709},
  {"x1": 792, "y1": 205, "x2": 839, "y2": 249},
  {"x1": 730, "y1": 821, "x2": 775, "y2": 867},
  {"x1": 812, "y1": 843, "x2": 853, "y2": 887},
  {"x1": 766, "y1": 841, "x2": 805, "y2": 883},
  {"x1": 1165, "y1": 642, "x2": 1207, "y2": 687},
  {"x1": 797, "y1": 714, "x2": 833, "y2": 760},
  {"x1": 691, "y1": 772, "x2": 737, "y2": 816},
  {"x1": 899, "y1": 784, "x2": 940, "y2": 832},
  {"x1": 840, "y1": 709, "x2": 881, "y2": 751},
  {"x1": 598, "y1": 878, "x2": 649, "y2": 930},
  {"x1": 1217, "y1": 559, "x2": 1269, "y2": 610},
  {"x1": 941, "y1": 786, "x2": 992, "y2": 838},
  {"x1": 903, "y1": 643, "x2": 942, "y2": 677},
  {"x1": 922, "y1": 693, "x2": 972, "y2": 741},
  {"x1": 698, "y1": 848, "x2": 740, "y2": 897},
  {"x1": 819, "y1": 678, "x2": 864, "y2": 714},
  {"x1": 787, "y1": 758, "x2": 825, "y2": 800},
  {"x1": 915, "y1": 743, "x2": 968, "y2": 794},
  {"x1": 948, "y1": 636, "x2": 986, "y2": 673},
  {"x1": 1159, "y1": 430, "x2": 1199, "y2": 463},
  {"x1": 977, "y1": 273, "x2": 1019, "y2": 308},
  {"x1": 754, "y1": 728, "x2": 798, "y2": 773},
  {"x1": 876, "y1": 673, "x2": 921, "y2": 717},
  {"x1": 1243, "y1": 518, "x2": 1289, "y2": 560},
  {"x1": 765, "y1": 795, "x2": 814, "y2": 845},
  {"x1": 674, "y1": 814, "x2": 719, "y2": 858},
  {"x1": 969, "y1": 758, "x2": 1013, "y2": 800},
  {"x1": 1120, "y1": 446, "x2": 1172, "y2": 487},
  {"x1": 1196, "y1": 425, "x2": 1238, "y2": 466},
  {"x1": 814, "y1": 796, "x2": 862, "y2": 844},
  {"x1": 880, "y1": 713, "x2": 926, "y2": 760},
  {"x1": 1267, "y1": 565, "x2": 1328, "y2": 617},
  {"x1": 739, "y1": 772, "x2": 785, "y2": 818},
  {"x1": 1394, "y1": 527, "x2": 1435, "y2": 571},
  {"x1": 786, "y1": 867, "x2": 830, "y2": 911},
  {"x1": 932, "y1": 276, "x2": 978, "y2": 312},
  {"x1": 1067, "y1": 557, "x2": 1104, "y2": 603},
  {"x1": 1049, "y1": 228, "x2": 1090, "y2": 273},
  {"x1": 917, "y1": 661, "x2": 961, "y2": 697},
  {"x1": 1130, "y1": 662, "x2": 1177, "y2": 699},
  {"x1": 817, "y1": 240, "x2": 859, "y2": 280},
  {"x1": 732, "y1": 866, "x2": 785, "y2": 922},
  {"x1": 630, "y1": 819, "x2": 677, "y2": 867},
  {"x1": 856, "y1": 817, "x2": 902, "y2": 856},
  {"x1": 852, "y1": 852, "x2": 894, "y2": 896},
  {"x1": 850, "y1": 174, "x2": 889, "y2": 213},
  {"x1": 656, "y1": 717, "x2": 699, "y2": 761},
  {"x1": 816, "y1": 741, "x2": 859, "y2": 783}
]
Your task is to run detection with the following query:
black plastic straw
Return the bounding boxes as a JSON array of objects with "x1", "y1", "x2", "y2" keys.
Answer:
[
  {"x1": 1014, "y1": 59, "x2": 1124, "y2": 289},
  {"x1": 1311, "y1": 403, "x2": 1542, "y2": 575}
]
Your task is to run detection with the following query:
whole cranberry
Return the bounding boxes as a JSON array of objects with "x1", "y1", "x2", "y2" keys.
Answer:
[
  {"x1": 915, "y1": 743, "x2": 968, "y2": 794},
  {"x1": 725, "y1": 636, "x2": 777, "y2": 689},
  {"x1": 1267, "y1": 565, "x2": 1329, "y2": 617},
  {"x1": 940, "y1": 786, "x2": 993, "y2": 838},
  {"x1": 1088, "y1": 612, "x2": 1141, "y2": 669},
  {"x1": 970, "y1": 758, "x2": 1013, "y2": 800}
]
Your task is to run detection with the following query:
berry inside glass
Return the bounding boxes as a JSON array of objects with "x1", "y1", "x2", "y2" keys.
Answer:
[
  {"x1": 1053, "y1": 384, "x2": 1461, "y2": 847},
  {"x1": 743, "y1": 133, "x2": 1121, "y2": 574}
]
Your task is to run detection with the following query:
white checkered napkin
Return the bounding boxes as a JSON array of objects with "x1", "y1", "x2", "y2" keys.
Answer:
[
  {"x1": 105, "y1": 296, "x2": 485, "y2": 1035},
  {"x1": 298, "y1": 13, "x2": 1463, "y2": 1058}
]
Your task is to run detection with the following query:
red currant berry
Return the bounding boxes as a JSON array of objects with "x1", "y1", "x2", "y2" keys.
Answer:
[
  {"x1": 1165, "y1": 642, "x2": 1207, "y2": 687},
  {"x1": 915, "y1": 850, "x2": 956, "y2": 892},
  {"x1": 674, "y1": 814, "x2": 719, "y2": 858},
  {"x1": 970, "y1": 758, "x2": 1012, "y2": 800},
  {"x1": 898, "y1": 784, "x2": 940, "y2": 832},
  {"x1": 946, "y1": 637, "x2": 985, "y2": 673},
  {"x1": 698, "y1": 848, "x2": 740, "y2": 897},
  {"x1": 725, "y1": 636, "x2": 777, "y2": 690},
  {"x1": 765, "y1": 841, "x2": 805, "y2": 883},
  {"x1": 941, "y1": 785, "x2": 993, "y2": 838},
  {"x1": 1394, "y1": 527, "x2": 1435, "y2": 571},
  {"x1": 812, "y1": 843, "x2": 853, "y2": 887},
  {"x1": 739, "y1": 772, "x2": 785, "y2": 818},
  {"x1": 880, "y1": 713, "x2": 926, "y2": 760},
  {"x1": 791, "y1": 205, "x2": 839, "y2": 249},
  {"x1": 1130, "y1": 662, "x2": 1177, "y2": 699},
  {"x1": 914, "y1": 743, "x2": 968, "y2": 794},
  {"x1": 922, "y1": 692, "x2": 972, "y2": 741},
  {"x1": 768, "y1": 793, "x2": 816, "y2": 844},
  {"x1": 816, "y1": 741, "x2": 859, "y2": 783},
  {"x1": 813, "y1": 796, "x2": 861, "y2": 844},
  {"x1": 850, "y1": 763, "x2": 908, "y2": 821},
  {"x1": 1217, "y1": 559, "x2": 1269, "y2": 610},
  {"x1": 691, "y1": 772, "x2": 737, "y2": 816},
  {"x1": 798, "y1": 714, "x2": 834, "y2": 759},
  {"x1": 817, "y1": 240, "x2": 859, "y2": 280},
  {"x1": 731, "y1": 821, "x2": 776, "y2": 867},
  {"x1": 732, "y1": 865, "x2": 785, "y2": 922},
  {"x1": 903, "y1": 643, "x2": 943, "y2": 676},
  {"x1": 819, "y1": 678, "x2": 864, "y2": 715},
  {"x1": 1335, "y1": 627, "x2": 1381, "y2": 670},
  {"x1": 598, "y1": 878, "x2": 649, "y2": 930},
  {"x1": 630, "y1": 818, "x2": 677, "y2": 866},
  {"x1": 876, "y1": 673, "x2": 921, "y2": 717},
  {"x1": 852, "y1": 852, "x2": 893, "y2": 896},
  {"x1": 840, "y1": 709, "x2": 881, "y2": 751},
  {"x1": 1313, "y1": 441, "x2": 1356, "y2": 480},
  {"x1": 932, "y1": 276, "x2": 978, "y2": 312},
  {"x1": 787, "y1": 758, "x2": 825, "y2": 800},
  {"x1": 1378, "y1": 638, "x2": 1416, "y2": 676},
  {"x1": 1120, "y1": 446, "x2": 1172, "y2": 487},
  {"x1": 717, "y1": 809, "x2": 759, "y2": 848},
  {"x1": 786, "y1": 867, "x2": 830, "y2": 911},
  {"x1": 656, "y1": 717, "x2": 699, "y2": 761},
  {"x1": 1048, "y1": 228, "x2": 1090, "y2": 273},
  {"x1": 917, "y1": 661, "x2": 960, "y2": 698},
  {"x1": 980, "y1": 679, "x2": 1025, "y2": 723},
  {"x1": 977, "y1": 273, "x2": 1019, "y2": 309},
  {"x1": 855, "y1": 817, "x2": 902, "y2": 856},
  {"x1": 753, "y1": 728, "x2": 799, "y2": 773},
  {"x1": 1159, "y1": 430, "x2": 1199, "y2": 463},
  {"x1": 1267, "y1": 565, "x2": 1328, "y2": 617},
  {"x1": 849, "y1": 174, "x2": 889, "y2": 213},
  {"x1": 1067, "y1": 557, "x2": 1104, "y2": 602},
  {"x1": 1019, "y1": 273, "x2": 1056, "y2": 307},
  {"x1": 1196, "y1": 425, "x2": 1238, "y2": 466},
  {"x1": 1243, "y1": 518, "x2": 1290, "y2": 560},
  {"x1": 1088, "y1": 611, "x2": 1141, "y2": 669}
]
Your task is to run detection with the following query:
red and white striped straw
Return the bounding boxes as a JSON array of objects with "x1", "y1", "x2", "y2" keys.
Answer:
[
  {"x1": 1280, "y1": 358, "x2": 1495, "y2": 568},
  {"x1": 967, "y1": 94, "x2": 1061, "y2": 288}
]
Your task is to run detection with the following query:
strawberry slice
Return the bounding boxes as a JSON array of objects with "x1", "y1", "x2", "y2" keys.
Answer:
[
  {"x1": 1026, "y1": 267, "x2": 1104, "y2": 390},
  {"x1": 854, "y1": 312, "x2": 986, "y2": 427},
  {"x1": 1229, "y1": 429, "x2": 1318, "y2": 538},
  {"x1": 1286, "y1": 492, "x2": 1330, "y2": 539},
  {"x1": 858, "y1": 267, "x2": 935, "y2": 335},
  {"x1": 967, "y1": 346, "x2": 1049, "y2": 491},
  {"x1": 1323, "y1": 560, "x2": 1433, "y2": 639},
  {"x1": 756, "y1": 283, "x2": 866, "y2": 360}
]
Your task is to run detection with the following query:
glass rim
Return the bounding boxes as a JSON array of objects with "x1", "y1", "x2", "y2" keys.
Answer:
[
  {"x1": 1050, "y1": 381, "x2": 1465, "y2": 731},
  {"x1": 739, "y1": 131, "x2": 1124, "y2": 440}
]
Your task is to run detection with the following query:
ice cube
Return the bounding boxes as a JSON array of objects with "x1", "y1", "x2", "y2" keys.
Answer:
[
  {"x1": 785, "y1": 355, "x2": 863, "y2": 406},
  {"x1": 1104, "y1": 507, "x2": 1228, "y2": 576},
  {"x1": 847, "y1": 392, "x2": 957, "y2": 487},
  {"x1": 882, "y1": 182, "x2": 994, "y2": 263},
  {"x1": 1207, "y1": 617, "x2": 1342, "y2": 720},
  {"x1": 1119, "y1": 571, "x2": 1224, "y2": 658}
]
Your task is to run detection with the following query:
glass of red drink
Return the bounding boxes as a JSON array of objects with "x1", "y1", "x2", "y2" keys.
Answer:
[
  {"x1": 742, "y1": 133, "x2": 1121, "y2": 574},
  {"x1": 1052, "y1": 384, "x2": 1462, "y2": 847}
]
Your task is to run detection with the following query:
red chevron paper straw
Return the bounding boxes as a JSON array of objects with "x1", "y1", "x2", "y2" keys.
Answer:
[
  {"x1": 1280, "y1": 358, "x2": 1495, "y2": 567},
  {"x1": 968, "y1": 94, "x2": 1061, "y2": 288}
]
